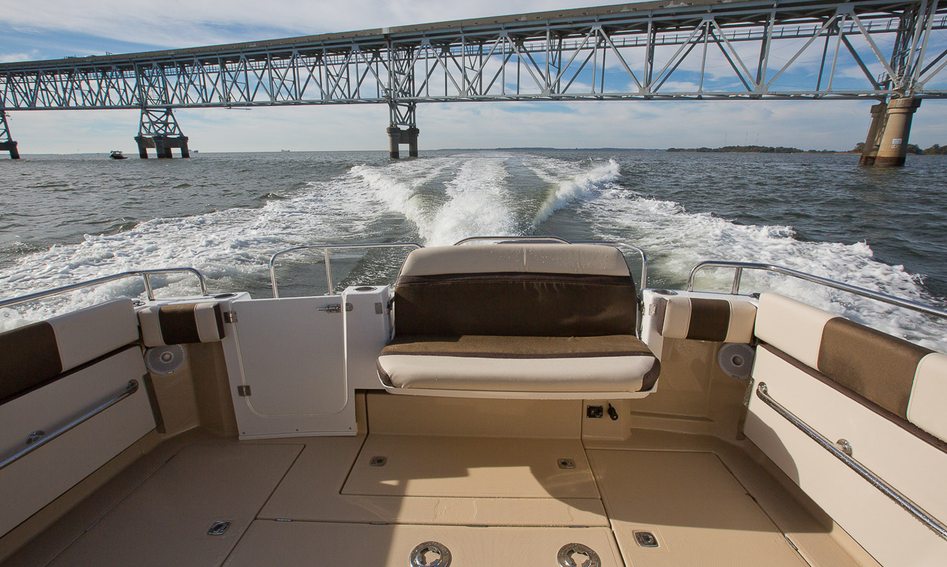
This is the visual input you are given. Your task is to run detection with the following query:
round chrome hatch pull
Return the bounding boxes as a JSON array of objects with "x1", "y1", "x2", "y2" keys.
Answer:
[
  {"x1": 557, "y1": 543, "x2": 601, "y2": 567},
  {"x1": 409, "y1": 541, "x2": 451, "y2": 567}
]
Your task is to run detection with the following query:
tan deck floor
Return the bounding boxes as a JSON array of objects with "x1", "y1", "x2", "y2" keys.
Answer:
[{"x1": 4, "y1": 429, "x2": 870, "y2": 567}]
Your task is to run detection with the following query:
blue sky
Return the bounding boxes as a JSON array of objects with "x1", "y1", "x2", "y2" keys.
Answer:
[{"x1": 1, "y1": 0, "x2": 944, "y2": 153}]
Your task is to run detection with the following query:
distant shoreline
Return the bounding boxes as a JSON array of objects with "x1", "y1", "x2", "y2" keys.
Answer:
[
  {"x1": 13, "y1": 145, "x2": 947, "y2": 155},
  {"x1": 666, "y1": 145, "x2": 838, "y2": 154}
]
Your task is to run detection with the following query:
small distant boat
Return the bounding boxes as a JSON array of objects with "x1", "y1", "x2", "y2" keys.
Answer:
[{"x1": 109, "y1": 150, "x2": 127, "y2": 160}]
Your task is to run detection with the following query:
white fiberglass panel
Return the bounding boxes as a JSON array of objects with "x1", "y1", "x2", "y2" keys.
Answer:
[{"x1": 226, "y1": 297, "x2": 354, "y2": 438}]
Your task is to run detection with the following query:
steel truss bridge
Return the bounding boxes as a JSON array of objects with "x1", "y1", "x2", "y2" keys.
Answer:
[{"x1": 0, "y1": 0, "x2": 945, "y2": 158}]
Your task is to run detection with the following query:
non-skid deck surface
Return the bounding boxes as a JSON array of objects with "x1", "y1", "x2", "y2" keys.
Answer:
[
  {"x1": 342, "y1": 434, "x2": 598, "y2": 498},
  {"x1": 224, "y1": 521, "x2": 624, "y2": 566},
  {"x1": 590, "y1": 449, "x2": 807, "y2": 567},
  {"x1": 16, "y1": 434, "x2": 862, "y2": 567},
  {"x1": 260, "y1": 434, "x2": 608, "y2": 527},
  {"x1": 47, "y1": 443, "x2": 302, "y2": 567}
]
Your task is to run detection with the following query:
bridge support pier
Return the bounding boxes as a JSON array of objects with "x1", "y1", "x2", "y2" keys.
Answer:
[
  {"x1": 387, "y1": 101, "x2": 418, "y2": 159},
  {"x1": 136, "y1": 107, "x2": 189, "y2": 159},
  {"x1": 135, "y1": 135, "x2": 190, "y2": 159},
  {"x1": 387, "y1": 126, "x2": 419, "y2": 159},
  {"x1": 0, "y1": 113, "x2": 19, "y2": 159},
  {"x1": 859, "y1": 97, "x2": 921, "y2": 167}
]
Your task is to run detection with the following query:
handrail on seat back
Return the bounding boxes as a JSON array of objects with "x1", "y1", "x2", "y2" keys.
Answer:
[
  {"x1": 268, "y1": 242, "x2": 423, "y2": 297},
  {"x1": 0, "y1": 268, "x2": 209, "y2": 310},
  {"x1": 455, "y1": 235, "x2": 648, "y2": 292},
  {"x1": 268, "y1": 237, "x2": 647, "y2": 299},
  {"x1": 687, "y1": 260, "x2": 947, "y2": 320}
]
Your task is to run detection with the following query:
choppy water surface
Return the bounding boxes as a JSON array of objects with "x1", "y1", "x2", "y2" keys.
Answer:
[{"x1": 0, "y1": 150, "x2": 945, "y2": 349}]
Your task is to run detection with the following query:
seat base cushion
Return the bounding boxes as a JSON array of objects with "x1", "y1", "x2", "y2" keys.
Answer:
[{"x1": 377, "y1": 335, "x2": 659, "y2": 394}]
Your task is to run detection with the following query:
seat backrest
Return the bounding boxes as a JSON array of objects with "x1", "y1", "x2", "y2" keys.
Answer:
[
  {"x1": 393, "y1": 243, "x2": 638, "y2": 337},
  {"x1": 0, "y1": 299, "x2": 138, "y2": 405},
  {"x1": 754, "y1": 292, "x2": 945, "y2": 443}
]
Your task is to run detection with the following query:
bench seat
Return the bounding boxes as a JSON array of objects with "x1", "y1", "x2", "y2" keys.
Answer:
[
  {"x1": 377, "y1": 243, "x2": 660, "y2": 398},
  {"x1": 377, "y1": 334, "x2": 660, "y2": 394}
]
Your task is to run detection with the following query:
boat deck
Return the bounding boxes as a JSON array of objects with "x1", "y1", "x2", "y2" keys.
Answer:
[{"x1": 4, "y1": 396, "x2": 875, "y2": 567}]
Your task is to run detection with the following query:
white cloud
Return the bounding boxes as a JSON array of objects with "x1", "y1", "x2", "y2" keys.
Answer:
[
  {"x1": 0, "y1": 52, "x2": 37, "y2": 63},
  {"x1": 4, "y1": 0, "x2": 623, "y2": 48}
]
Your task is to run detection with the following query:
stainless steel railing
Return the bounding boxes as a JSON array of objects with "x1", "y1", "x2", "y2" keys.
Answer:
[
  {"x1": 0, "y1": 268, "x2": 209, "y2": 309},
  {"x1": 269, "y1": 237, "x2": 649, "y2": 297},
  {"x1": 268, "y1": 242, "x2": 422, "y2": 297},
  {"x1": 756, "y1": 382, "x2": 947, "y2": 541},
  {"x1": 686, "y1": 261, "x2": 947, "y2": 320},
  {"x1": 0, "y1": 380, "x2": 140, "y2": 471},
  {"x1": 453, "y1": 235, "x2": 649, "y2": 290}
]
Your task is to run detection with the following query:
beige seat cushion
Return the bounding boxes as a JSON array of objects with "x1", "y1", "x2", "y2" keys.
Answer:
[
  {"x1": 378, "y1": 335, "x2": 659, "y2": 393},
  {"x1": 0, "y1": 299, "x2": 138, "y2": 405},
  {"x1": 138, "y1": 301, "x2": 226, "y2": 347},
  {"x1": 656, "y1": 295, "x2": 757, "y2": 343}
]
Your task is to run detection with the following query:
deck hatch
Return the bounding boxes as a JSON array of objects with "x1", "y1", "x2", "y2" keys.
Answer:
[
  {"x1": 207, "y1": 520, "x2": 231, "y2": 536},
  {"x1": 634, "y1": 531, "x2": 659, "y2": 548}
]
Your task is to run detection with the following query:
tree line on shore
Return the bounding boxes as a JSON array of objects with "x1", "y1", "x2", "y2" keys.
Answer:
[
  {"x1": 851, "y1": 142, "x2": 947, "y2": 155},
  {"x1": 666, "y1": 143, "x2": 947, "y2": 154}
]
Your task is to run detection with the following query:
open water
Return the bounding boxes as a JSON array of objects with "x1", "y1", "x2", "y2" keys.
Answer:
[{"x1": 0, "y1": 149, "x2": 945, "y2": 350}]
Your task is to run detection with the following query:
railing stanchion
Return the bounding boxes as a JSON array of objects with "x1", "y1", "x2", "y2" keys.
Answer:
[{"x1": 143, "y1": 274, "x2": 155, "y2": 301}]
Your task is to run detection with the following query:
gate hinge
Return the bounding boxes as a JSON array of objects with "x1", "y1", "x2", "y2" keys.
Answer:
[
  {"x1": 317, "y1": 302, "x2": 353, "y2": 314},
  {"x1": 224, "y1": 311, "x2": 238, "y2": 324},
  {"x1": 237, "y1": 385, "x2": 251, "y2": 397}
]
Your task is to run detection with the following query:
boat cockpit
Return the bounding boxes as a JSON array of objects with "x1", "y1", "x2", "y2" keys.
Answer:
[{"x1": 0, "y1": 237, "x2": 944, "y2": 566}]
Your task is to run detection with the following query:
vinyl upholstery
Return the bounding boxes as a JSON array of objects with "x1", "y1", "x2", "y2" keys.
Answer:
[{"x1": 379, "y1": 244, "x2": 659, "y2": 394}]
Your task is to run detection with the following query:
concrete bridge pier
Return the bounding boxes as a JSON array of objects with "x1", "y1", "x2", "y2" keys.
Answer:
[
  {"x1": 0, "y1": 113, "x2": 19, "y2": 159},
  {"x1": 135, "y1": 134, "x2": 190, "y2": 159},
  {"x1": 387, "y1": 126, "x2": 419, "y2": 159},
  {"x1": 0, "y1": 140, "x2": 18, "y2": 160},
  {"x1": 859, "y1": 97, "x2": 921, "y2": 167},
  {"x1": 136, "y1": 107, "x2": 189, "y2": 159}
]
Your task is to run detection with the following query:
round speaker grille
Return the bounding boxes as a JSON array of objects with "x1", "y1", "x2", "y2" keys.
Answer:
[
  {"x1": 717, "y1": 343, "x2": 755, "y2": 380},
  {"x1": 145, "y1": 345, "x2": 187, "y2": 376}
]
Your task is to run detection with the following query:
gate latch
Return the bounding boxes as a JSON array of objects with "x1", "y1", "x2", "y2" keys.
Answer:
[{"x1": 317, "y1": 302, "x2": 353, "y2": 314}]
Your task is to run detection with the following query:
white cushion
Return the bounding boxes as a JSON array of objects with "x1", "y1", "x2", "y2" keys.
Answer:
[
  {"x1": 400, "y1": 244, "x2": 631, "y2": 277},
  {"x1": 907, "y1": 353, "x2": 947, "y2": 442},
  {"x1": 137, "y1": 301, "x2": 225, "y2": 347},
  {"x1": 47, "y1": 299, "x2": 138, "y2": 371},
  {"x1": 754, "y1": 293, "x2": 834, "y2": 369},
  {"x1": 378, "y1": 354, "x2": 657, "y2": 393},
  {"x1": 659, "y1": 296, "x2": 757, "y2": 343}
]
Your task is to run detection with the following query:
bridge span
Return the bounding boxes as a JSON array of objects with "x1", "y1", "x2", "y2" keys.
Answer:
[{"x1": 1, "y1": 0, "x2": 945, "y2": 164}]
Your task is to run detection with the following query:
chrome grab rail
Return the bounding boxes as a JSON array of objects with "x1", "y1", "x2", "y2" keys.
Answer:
[
  {"x1": 452, "y1": 235, "x2": 648, "y2": 290},
  {"x1": 0, "y1": 380, "x2": 140, "y2": 471},
  {"x1": 755, "y1": 382, "x2": 947, "y2": 541},
  {"x1": 269, "y1": 242, "x2": 422, "y2": 297},
  {"x1": 686, "y1": 261, "x2": 947, "y2": 320},
  {"x1": 0, "y1": 268, "x2": 209, "y2": 310},
  {"x1": 454, "y1": 235, "x2": 571, "y2": 245}
]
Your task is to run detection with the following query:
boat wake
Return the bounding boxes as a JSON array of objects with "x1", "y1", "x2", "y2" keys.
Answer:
[
  {"x1": 350, "y1": 156, "x2": 515, "y2": 245},
  {"x1": 0, "y1": 152, "x2": 943, "y2": 351},
  {"x1": 585, "y1": 188, "x2": 947, "y2": 350}
]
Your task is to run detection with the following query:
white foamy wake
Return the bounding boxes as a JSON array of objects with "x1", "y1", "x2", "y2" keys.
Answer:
[
  {"x1": 0, "y1": 175, "x2": 379, "y2": 330},
  {"x1": 2, "y1": 153, "x2": 943, "y2": 353},
  {"x1": 525, "y1": 157, "x2": 621, "y2": 226},
  {"x1": 585, "y1": 190, "x2": 947, "y2": 351},
  {"x1": 351, "y1": 157, "x2": 516, "y2": 245},
  {"x1": 348, "y1": 157, "x2": 456, "y2": 241}
]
